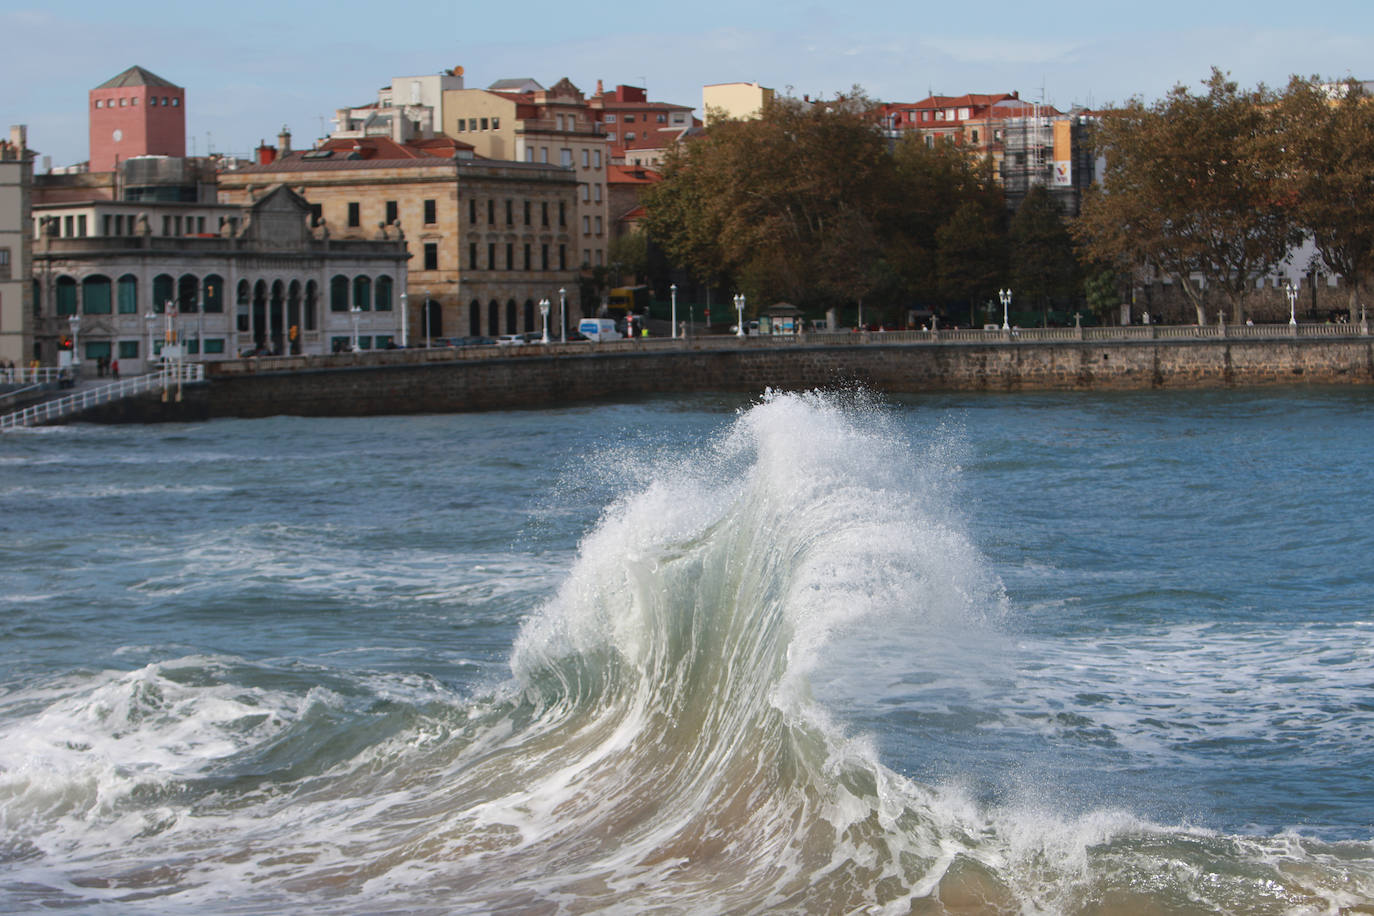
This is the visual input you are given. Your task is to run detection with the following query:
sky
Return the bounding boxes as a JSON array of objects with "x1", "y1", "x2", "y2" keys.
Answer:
[{"x1": 5, "y1": 0, "x2": 1373, "y2": 170}]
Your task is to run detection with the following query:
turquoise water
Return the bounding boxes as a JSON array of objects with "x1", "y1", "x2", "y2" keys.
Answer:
[{"x1": 1, "y1": 388, "x2": 1371, "y2": 912}]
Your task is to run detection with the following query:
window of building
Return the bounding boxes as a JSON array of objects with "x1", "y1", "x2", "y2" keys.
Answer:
[
  {"x1": 469, "y1": 198, "x2": 477, "y2": 223},
  {"x1": 331, "y1": 275, "x2": 350, "y2": 312},
  {"x1": 171, "y1": 97, "x2": 179, "y2": 107},
  {"x1": 480, "y1": 117, "x2": 489, "y2": 130},
  {"x1": 506, "y1": 199, "x2": 513, "y2": 224},
  {"x1": 506, "y1": 243, "x2": 513, "y2": 270},
  {"x1": 0, "y1": 248, "x2": 9, "y2": 281},
  {"x1": 119, "y1": 98, "x2": 126, "y2": 107},
  {"x1": 353, "y1": 276, "x2": 371, "y2": 311},
  {"x1": 375, "y1": 276, "x2": 393, "y2": 311},
  {"x1": 625, "y1": 114, "x2": 635, "y2": 123},
  {"x1": 488, "y1": 242, "x2": 496, "y2": 269},
  {"x1": 656, "y1": 113, "x2": 666, "y2": 123},
  {"x1": 94, "y1": 100, "x2": 102, "y2": 109},
  {"x1": 593, "y1": 184, "x2": 601, "y2": 203},
  {"x1": 595, "y1": 249, "x2": 603, "y2": 266},
  {"x1": 487, "y1": 199, "x2": 495, "y2": 224},
  {"x1": 82, "y1": 275, "x2": 112, "y2": 315},
  {"x1": 560, "y1": 148, "x2": 572, "y2": 167},
  {"x1": 523, "y1": 243, "x2": 530, "y2": 270},
  {"x1": 971, "y1": 129, "x2": 980, "y2": 144},
  {"x1": 625, "y1": 132, "x2": 635, "y2": 142},
  {"x1": 525, "y1": 148, "x2": 533, "y2": 162},
  {"x1": 542, "y1": 202, "x2": 549, "y2": 226},
  {"x1": 469, "y1": 242, "x2": 478, "y2": 269},
  {"x1": 131, "y1": 97, "x2": 138, "y2": 106},
  {"x1": 556, "y1": 114, "x2": 565, "y2": 131},
  {"x1": 524, "y1": 200, "x2": 531, "y2": 225},
  {"x1": 581, "y1": 184, "x2": 589, "y2": 202},
  {"x1": 204, "y1": 339, "x2": 225, "y2": 354},
  {"x1": 559, "y1": 202, "x2": 566, "y2": 227},
  {"x1": 582, "y1": 149, "x2": 589, "y2": 168},
  {"x1": 672, "y1": 113, "x2": 685, "y2": 124},
  {"x1": 203, "y1": 275, "x2": 224, "y2": 313},
  {"x1": 583, "y1": 248, "x2": 590, "y2": 266},
  {"x1": 424, "y1": 243, "x2": 438, "y2": 270},
  {"x1": 594, "y1": 215, "x2": 602, "y2": 235},
  {"x1": 608, "y1": 132, "x2": 617, "y2": 143},
  {"x1": 559, "y1": 244, "x2": 566, "y2": 270},
  {"x1": 456, "y1": 120, "x2": 465, "y2": 131},
  {"x1": 541, "y1": 243, "x2": 549, "y2": 270},
  {"x1": 594, "y1": 150, "x2": 602, "y2": 168},
  {"x1": 469, "y1": 118, "x2": 477, "y2": 131},
  {"x1": 119, "y1": 340, "x2": 140, "y2": 359},
  {"x1": 540, "y1": 147, "x2": 548, "y2": 163},
  {"x1": 348, "y1": 202, "x2": 360, "y2": 227},
  {"x1": 150, "y1": 97, "x2": 158, "y2": 107},
  {"x1": 605, "y1": 114, "x2": 616, "y2": 123},
  {"x1": 386, "y1": 200, "x2": 398, "y2": 225},
  {"x1": 424, "y1": 199, "x2": 436, "y2": 224},
  {"x1": 583, "y1": 215, "x2": 590, "y2": 234}
]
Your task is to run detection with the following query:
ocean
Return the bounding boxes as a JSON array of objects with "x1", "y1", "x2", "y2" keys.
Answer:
[{"x1": 1, "y1": 388, "x2": 1371, "y2": 913}]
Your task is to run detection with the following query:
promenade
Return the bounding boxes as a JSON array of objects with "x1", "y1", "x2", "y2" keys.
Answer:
[{"x1": 9, "y1": 321, "x2": 1373, "y2": 426}]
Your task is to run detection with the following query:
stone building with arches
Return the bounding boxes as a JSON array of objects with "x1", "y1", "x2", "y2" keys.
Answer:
[
  {"x1": 30, "y1": 185, "x2": 408, "y2": 370},
  {"x1": 216, "y1": 137, "x2": 580, "y2": 344}
]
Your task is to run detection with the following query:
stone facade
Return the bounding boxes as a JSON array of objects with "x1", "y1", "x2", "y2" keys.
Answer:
[
  {"x1": 30, "y1": 186, "x2": 408, "y2": 369},
  {"x1": 218, "y1": 150, "x2": 579, "y2": 342},
  {"x1": 0, "y1": 126, "x2": 33, "y2": 366}
]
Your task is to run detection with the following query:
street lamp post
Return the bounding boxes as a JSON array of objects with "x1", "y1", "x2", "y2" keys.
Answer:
[
  {"x1": 68, "y1": 315, "x2": 81, "y2": 368},
  {"x1": 400, "y1": 290, "x2": 409, "y2": 348},
  {"x1": 144, "y1": 310, "x2": 155, "y2": 370},
  {"x1": 670, "y1": 283, "x2": 678, "y2": 339},
  {"x1": 1286, "y1": 281, "x2": 1298, "y2": 326},
  {"x1": 423, "y1": 290, "x2": 431, "y2": 348},
  {"x1": 539, "y1": 297, "x2": 551, "y2": 343},
  {"x1": 559, "y1": 287, "x2": 567, "y2": 342},
  {"x1": 350, "y1": 304, "x2": 362, "y2": 352},
  {"x1": 998, "y1": 288, "x2": 1012, "y2": 330},
  {"x1": 734, "y1": 294, "x2": 746, "y2": 338}
]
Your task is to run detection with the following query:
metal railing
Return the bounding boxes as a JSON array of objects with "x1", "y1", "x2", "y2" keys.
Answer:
[{"x1": 0, "y1": 364, "x2": 205, "y2": 430}]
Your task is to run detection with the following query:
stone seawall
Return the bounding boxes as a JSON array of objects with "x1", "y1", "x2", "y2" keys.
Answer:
[{"x1": 70, "y1": 336, "x2": 1374, "y2": 423}]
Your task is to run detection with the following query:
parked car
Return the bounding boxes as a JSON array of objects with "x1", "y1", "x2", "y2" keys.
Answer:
[{"x1": 494, "y1": 335, "x2": 526, "y2": 346}]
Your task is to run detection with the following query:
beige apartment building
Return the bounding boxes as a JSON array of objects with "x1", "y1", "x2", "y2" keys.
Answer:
[
  {"x1": 702, "y1": 82, "x2": 775, "y2": 124},
  {"x1": 218, "y1": 136, "x2": 581, "y2": 340},
  {"x1": 442, "y1": 78, "x2": 610, "y2": 273},
  {"x1": 1, "y1": 126, "x2": 34, "y2": 366}
]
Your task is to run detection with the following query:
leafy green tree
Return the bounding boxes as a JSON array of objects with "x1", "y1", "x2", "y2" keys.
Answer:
[
  {"x1": 1009, "y1": 185, "x2": 1079, "y2": 325},
  {"x1": 1076, "y1": 69, "x2": 1301, "y2": 324},
  {"x1": 1279, "y1": 76, "x2": 1374, "y2": 320}
]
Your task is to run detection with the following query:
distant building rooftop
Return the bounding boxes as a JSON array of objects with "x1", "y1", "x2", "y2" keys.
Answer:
[{"x1": 94, "y1": 65, "x2": 180, "y2": 90}]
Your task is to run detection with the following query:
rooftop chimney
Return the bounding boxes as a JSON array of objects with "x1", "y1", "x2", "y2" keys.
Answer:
[{"x1": 278, "y1": 126, "x2": 292, "y2": 155}]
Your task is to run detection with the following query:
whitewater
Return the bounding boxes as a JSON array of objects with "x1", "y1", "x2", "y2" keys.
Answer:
[{"x1": 1, "y1": 389, "x2": 1371, "y2": 913}]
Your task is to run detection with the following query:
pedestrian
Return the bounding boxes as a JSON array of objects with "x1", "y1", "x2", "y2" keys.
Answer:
[{"x1": 111, "y1": 357, "x2": 119, "y2": 380}]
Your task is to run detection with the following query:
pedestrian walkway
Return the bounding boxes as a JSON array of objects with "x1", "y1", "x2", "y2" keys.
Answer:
[{"x1": 0, "y1": 366, "x2": 205, "y2": 430}]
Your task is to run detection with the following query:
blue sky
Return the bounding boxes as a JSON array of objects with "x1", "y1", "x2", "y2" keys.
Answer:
[{"x1": 5, "y1": 0, "x2": 1372, "y2": 169}]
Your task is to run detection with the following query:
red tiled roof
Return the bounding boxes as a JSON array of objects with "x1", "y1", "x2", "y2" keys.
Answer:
[{"x1": 608, "y1": 165, "x2": 661, "y2": 184}]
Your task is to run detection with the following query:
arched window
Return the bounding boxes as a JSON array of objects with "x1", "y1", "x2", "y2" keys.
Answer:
[
  {"x1": 117, "y1": 274, "x2": 138, "y2": 314},
  {"x1": 523, "y1": 299, "x2": 535, "y2": 333},
  {"x1": 82, "y1": 275, "x2": 112, "y2": 315},
  {"x1": 330, "y1": 275, "x2": 349, "y2": 312},
  {"x1": 374, "y1": 275, "x2": 393, "y2": 311},
  {"x1": 153, "y1": 274, "x2": 174, "y2": 313},
  {"x1": 55, "y1": 276, "x2": 77, "y2": 316},
  {"x1": 305, "y1": 280, "x2": 318, "y2": 330},
  {"x1": 352, "y1": 276, "x2": 371, "y2": 311},
  {"x1": 505, "y1": 299, "x2": 517, "y2": 335},
  {"x1": 469, "y1": 299, "x2": 481, "y2": 337},
  {"x1": 203, "y1": 274, "x2": 224, "y2": 313},
  {"x1": 237, "y1": 279, "x2": 251, "y2": 332},
  {"x1": 488, "y1": 300, "x2": 500, "y2": 336},
  {"x1": 177, "y1": 273, "x2": 199, "y2": 312},
  {"x1": 423, "y1": 299, "x2": 442, "y2": 340}
]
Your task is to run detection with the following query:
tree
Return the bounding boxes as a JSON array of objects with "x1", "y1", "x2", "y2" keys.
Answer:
[
  {"x1": 641, "y1": 90, "x2": 896, "y2": 312},
  {"x1": 1009, "y1": 185, "x2": 1079, "y2": 325},
  {"x1": 1280, "y1": 76, "x2": 1374, "y2": 320},
  {"x1": 937, "y1": 200, "x2": 1005, "y2": 326},
  {"x1": 1076, "y1": 69, "x2": 1302, "y2": 324}
]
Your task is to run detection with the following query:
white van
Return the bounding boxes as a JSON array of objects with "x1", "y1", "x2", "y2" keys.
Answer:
[{"x1": 578, "y1": 318, "x2": 621, "y2": 342}]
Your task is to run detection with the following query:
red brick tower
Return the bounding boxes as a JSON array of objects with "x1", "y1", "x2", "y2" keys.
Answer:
[{"x1": 88, "y1": 66, "x2": 185, "y2": 172}]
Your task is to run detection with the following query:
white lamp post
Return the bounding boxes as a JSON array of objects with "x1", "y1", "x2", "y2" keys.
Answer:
[
  {"x1": 350, "y1": 304, "x2": 362, "y2": 352},
  {"x1": 735, "y1": 294, "x2": 746, "y2": 338},
  {"x1": 144, "y1": 310, "x2": 155, "y2": 368},
  {"x1": 670, "y1": 283, "x2": 678, "y2": 339},
  {"x1": 68, "y1": 315, "x2": 81, "y2": 366},
  {"x1": 539, "y1": 297, "x2": 551, "y2": 343},
  {"x1": 1286, "y1": 281, "x2": 1298, "y2": 326},
  {"x1": 400, "y1": 290, "x2": 409, "y2": 347},
  {"x1": 559, "y1": 287, "x2": 567, "y2": 342},
  {"x1": 998, "y1": 288, "x2": 1012, "y2": 330}
]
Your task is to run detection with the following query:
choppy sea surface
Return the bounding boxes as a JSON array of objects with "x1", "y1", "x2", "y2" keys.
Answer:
[{"x1": 1, "y1": 388, "x2": 1371, "y2": 914}]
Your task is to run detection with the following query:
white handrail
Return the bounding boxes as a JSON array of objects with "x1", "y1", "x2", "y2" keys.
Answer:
[{"x1": 0, "y1": 365, "x2": 205, "y2": 430}]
